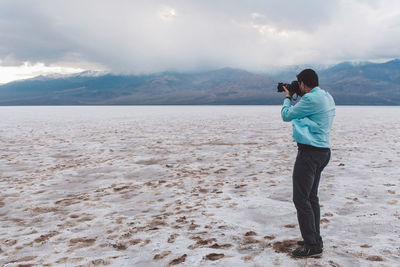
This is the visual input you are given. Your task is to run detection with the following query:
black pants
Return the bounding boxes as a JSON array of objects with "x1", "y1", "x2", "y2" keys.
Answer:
[{"x1": 293, "y1": 143, "x2": 331, "y2": 250}]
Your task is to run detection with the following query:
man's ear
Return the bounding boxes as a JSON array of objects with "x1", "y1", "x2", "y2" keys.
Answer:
[{"x1": 299, "y1": 81, "x2": 304, "y2": 90}]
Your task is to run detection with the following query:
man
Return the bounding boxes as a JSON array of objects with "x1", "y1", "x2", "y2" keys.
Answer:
[{"x1": 281, "y1": 69, "x2": 335, "y2": 257}]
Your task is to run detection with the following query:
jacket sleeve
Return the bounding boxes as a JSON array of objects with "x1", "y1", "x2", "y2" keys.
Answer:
[{"x1": 281, "y1": 95, "x2": 316, "y2": 122}]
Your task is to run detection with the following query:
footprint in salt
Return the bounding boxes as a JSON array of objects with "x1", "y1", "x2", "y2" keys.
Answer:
[
  {"x1": 86, "y1": 258, "x2": 111, "y2": 265},
  {"x1": 233, "y1": 231, "x2": 262, "y2": 252},
  {"x1": 209, "y1": 243, "x2": 232, "y2": 249},
  {"x1": 33, "y1": 190, "x2": 46, "y2": 195},
  {"x1": 168, "y1": 254, "x2": 187, "y2": 266},
  {"x1": 76, "y1": 214, "x2": 95, "y2": 223},
  {"x1": 55, "y1": 197, "x2": 80, "y2": 207},
  {"x1": 245, "y1": 231, "x2": 257, "y2": 236},
  {"x1": 204, "y1": 253, "x2": 224, "y2": 261},
  {"x1": 366, "y1": 255, "x2": 384, "y2": 262},
  {"x1": 153, "y1": 250, "x2": 171, "y2": 260},
  {"x1": 55, "y1": 257, "x2": 69, "y2": 264},
  {"x1": 272, "y1": 239, "x2": 298, "y2": 255},
  {"x1": 129, "y1": 238, "x2": 142, "y2": 246},
  {"x1": 175, "y1": 216, "x2": 188, "y2": 223},
  {"x1": 234, "y1": 184, "x2": 247, "y2": 189},
  {"x1": 111, "y1": 242, "x2": 128, "y2": 250},
  {"x1": 68, "y1": 237, "x2": 97, "y2": 252},
  {"x1": 4, "y1": 256, "x2": 38, "y2": 266},
  {"x1": 188, "y1": 238, "x2": 217, "y2": 249},
  {"x1": 113, "y1": 185, "x2": 130, "y2": 192},
  {"x1": 3, "y1": 239, "x2": 18, "y2": 246},
  {"x1": 168, "y1": 233, "x2": 179, "y2": 243},
  {"x1": 320, "y1": 218, "x2": 330, "y2": 224},
  {"x1": 211, "y1": 188, "x2": 223, "y2": 194},
  {"x1": 283, "y1": 224, "x2": 296, "y2": 228},
  {"x1": 263, "y1": 235, "x2": 275, "y2": 240},
  {"x1": 33, "y1": 231, "x2": 60, "y2": 243},
  {"x1": 360, "y1": 244, "x2": 372, "y2": 248}
]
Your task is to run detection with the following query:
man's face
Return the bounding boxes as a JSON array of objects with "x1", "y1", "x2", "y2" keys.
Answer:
[{"x1": 298, "y1": 81, "x2": 305, "y2": 93}]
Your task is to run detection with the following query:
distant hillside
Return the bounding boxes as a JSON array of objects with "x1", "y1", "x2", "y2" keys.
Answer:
[
  {"x1": 319, "y1": 59, "x2": 400, "y2": 105},
  {"x1": 0, "y1": 60, "x2": 399, "y2": 105}
]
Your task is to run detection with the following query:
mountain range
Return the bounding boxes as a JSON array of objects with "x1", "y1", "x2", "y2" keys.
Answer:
[{"x1": 1, "y1": 59, "x2": 399, "y2": 105}]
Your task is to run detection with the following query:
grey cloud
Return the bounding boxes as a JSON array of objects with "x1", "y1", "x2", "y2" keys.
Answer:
[
  {"x1": 0, "y1": 1, "x2": 77, "y2": 65},
  {"x1": 0, "y1": 0, "x2": 399, "y2": 73}
]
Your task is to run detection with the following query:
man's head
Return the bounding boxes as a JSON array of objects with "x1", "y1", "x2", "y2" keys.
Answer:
[{"x1": 297, "y1": 69, "x2": 318, "y2": 94}]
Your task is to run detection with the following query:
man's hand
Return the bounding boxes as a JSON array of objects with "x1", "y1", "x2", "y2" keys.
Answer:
[{"x1": 283, "y1": 86, "x2": 291, "y2": 99}]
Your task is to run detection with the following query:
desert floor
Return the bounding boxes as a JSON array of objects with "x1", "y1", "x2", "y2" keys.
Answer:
[{"x1": 0, "y1": 106, "x2": 399, "y2": 266}]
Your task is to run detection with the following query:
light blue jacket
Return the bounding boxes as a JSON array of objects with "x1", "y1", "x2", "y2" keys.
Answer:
[{"x1": 281, "y1": 87, "x2": 335, "y2": 148}]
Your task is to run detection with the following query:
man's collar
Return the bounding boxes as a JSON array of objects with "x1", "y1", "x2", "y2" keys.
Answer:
[{"x1": 310, "y1": 87, "x2": 320, "y2": 93}]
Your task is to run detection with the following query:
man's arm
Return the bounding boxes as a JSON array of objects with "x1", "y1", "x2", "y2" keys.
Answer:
[{"x1": 281, "y1": 95, "x2": 316, "y2": 122}]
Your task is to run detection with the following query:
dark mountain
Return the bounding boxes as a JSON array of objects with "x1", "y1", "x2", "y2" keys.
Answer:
[
  {"x1": 0, "y1": 60, "x2": 399, "y2": 105},
  {"x1": 319, "y1": 59, "x2": 400, "y2": 105}
]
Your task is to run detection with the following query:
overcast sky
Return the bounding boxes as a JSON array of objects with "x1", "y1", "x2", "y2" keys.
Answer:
[{"x1": 1, "y1": 0, "x2": 400, "y2": 82}]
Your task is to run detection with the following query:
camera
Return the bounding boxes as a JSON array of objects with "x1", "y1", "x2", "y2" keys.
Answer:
[{"x1": 277, "y1": 81, "x2": 303, "y2": 99}]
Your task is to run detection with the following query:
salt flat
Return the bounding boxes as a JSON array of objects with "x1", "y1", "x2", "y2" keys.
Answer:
[{"x1": 0, "y1": 106, "x2": 399, "y2": 266}]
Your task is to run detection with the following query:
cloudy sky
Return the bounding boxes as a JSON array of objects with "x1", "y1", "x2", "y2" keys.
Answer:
[{"x1": 1, "y1": 0, "x2": 399, "y2": 83}]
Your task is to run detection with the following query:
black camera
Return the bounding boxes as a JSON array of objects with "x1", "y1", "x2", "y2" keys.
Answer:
[{"x1": 277, "y1": 81, "x2": 303, "y2": 99}]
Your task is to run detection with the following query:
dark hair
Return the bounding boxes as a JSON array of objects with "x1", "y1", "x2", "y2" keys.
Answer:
[{"x1": 296, "y1": 69, "x2": 319, "y2": 88}]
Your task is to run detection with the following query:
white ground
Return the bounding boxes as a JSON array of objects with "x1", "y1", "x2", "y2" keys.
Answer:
[{"x1": 0, "y1": 106, "x2": 399, "y2": 267}]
